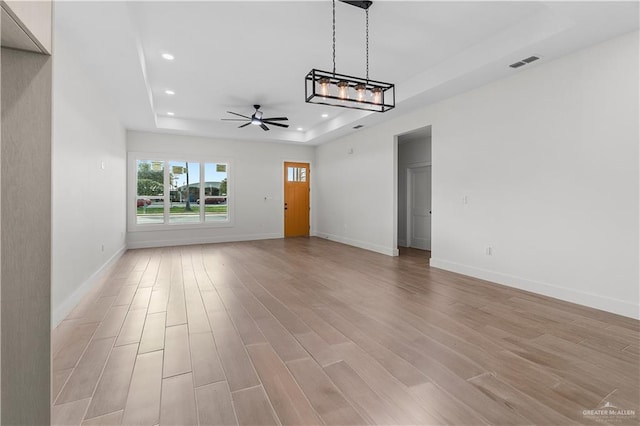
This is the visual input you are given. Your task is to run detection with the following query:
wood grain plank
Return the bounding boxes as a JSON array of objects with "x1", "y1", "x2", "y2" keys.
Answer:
[
  {"x1": 81, "y1": 410, "x2": 123, "y2": 426},
  {"x1": 189, "y1": 331, "x2": 225, "y2": 387},
  {"x1": 85, "y1": 343, "x2": 138, "y2": 419},
  {"x1": 148, "y1": 288, "x2": 169, "y2": 314},
  {"x1": 195, "y1": 381, "x2": 238, "y2": 426},
  {"x1": 113, "y1": 286, "x2": 137, "y2": 307},
  {"x1": 122, "y1": 350, "x2": 163, "y2": 426},
  {"x1": 55, "y1": 337, "x2": 115, "y2": 405},
  {"x1": 163, "y1": 324, "x2": 192, "y2": 378},
  {"x1": 167, "y1": 281, "x2": 187, "y2": 326},
  {"x1": 93, "y1": 305, "x2": 128, "y2": 340},
  {"x1": 114, "y1": 309, "x2": 146, "y2": 347},
  {"x1": 52, "y1": 368, "x2": 72, "y2": 404},
  {"x1": 52, "y1": 319, "x2": 82, "y2": 358},
  {"x1": 246, "y1": 343, "x2": 322, "y2": 425},
  {"x1": 139, "y1": 311, "x2": 166, "y2": 354},
  {"x1": 324, "y1": 360, "x2": 403, "y2": 425},
  {"x1": 468, "y1": 373, "x2": 578, "y2": 425},
  {"x1": 52, "y1": 322, "x2": 100, "y2": 371},
  {"x1": 286, "y1": 357, "x2": 366, "y2": 425},
  {"x1": 52, "y1": 398, "x2": 91, "y2": 426},
  {"x1": 214, "y1": 286, "x2": 267, "y2": 345},
  {"x1": 207, "y1": 309, "x2": 260, "y2": 392},
  {"x1": 160, "y1": 373, "x2": 198, "y2": 426},
  {"x1": 232, "y1": 386, "x2": 280, "y2": 426},
  {"x1": 130, "y1": 287, "x2": 152, "y2": 311},
  {"x1": 184, "y1": 285, "x2": 210, "y2": 334}
]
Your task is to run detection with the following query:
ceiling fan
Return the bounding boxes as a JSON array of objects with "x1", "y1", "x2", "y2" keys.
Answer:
[{"x1": 222, "y1": 105, "x2": 289, "y2": 131}]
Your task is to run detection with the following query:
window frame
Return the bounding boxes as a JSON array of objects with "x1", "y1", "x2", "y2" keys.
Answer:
[{"x1": 128, "y1": 152, "x2": 234, "y2": 232}]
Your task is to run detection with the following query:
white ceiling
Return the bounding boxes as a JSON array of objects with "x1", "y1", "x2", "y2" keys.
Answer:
[{"x1": 54, "y1": 1, "x2": 639, "y2": 145}]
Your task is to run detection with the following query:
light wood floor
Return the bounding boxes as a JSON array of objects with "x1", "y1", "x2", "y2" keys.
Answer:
[{"x1": 52, "y1": 237, "x2": 640, "y2": 425}]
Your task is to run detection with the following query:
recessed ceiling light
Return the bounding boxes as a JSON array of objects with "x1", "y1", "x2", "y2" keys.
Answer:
[
  {"x1": 165, "y1": 89, "x2": 175, "y2": 95},
  {"x1": 297, "y1": 127, "x2": 304, "y2": 131},
  {"x1": 166, "y1": 112, "x2": 175, "y2": 116},
  {"x1": 161, "y1": 53, "x2": 175, "y2": 61},
  {"x1": 321, "y1": 113, "x2": 329, "y2": 118}
]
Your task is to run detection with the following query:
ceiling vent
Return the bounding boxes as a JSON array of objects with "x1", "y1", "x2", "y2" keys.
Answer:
[{"x1": 509, "y1": 55, "x2": 540, "y2": 69}]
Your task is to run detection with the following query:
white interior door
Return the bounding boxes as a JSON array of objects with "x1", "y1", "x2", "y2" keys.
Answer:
[{"x1": 408, "y1": 166, "x2": 431, "y2": 250}]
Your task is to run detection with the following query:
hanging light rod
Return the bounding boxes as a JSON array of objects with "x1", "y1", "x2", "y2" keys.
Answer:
[
  {"x1": 339, "y1": 0, "x2": 373, "y2": 10},
  {"x1": 304, "y1": 0, "x2": 395, "y2": 113}
]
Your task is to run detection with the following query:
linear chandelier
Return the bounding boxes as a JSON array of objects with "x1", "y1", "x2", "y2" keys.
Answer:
[{"x1": 305, "y1": 0, "x2": 395, "y2": 113}]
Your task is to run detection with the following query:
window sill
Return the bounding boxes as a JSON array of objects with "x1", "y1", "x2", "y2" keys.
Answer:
[{"x1": 127, "y1": 221, "x2": 235, "y2": 233}]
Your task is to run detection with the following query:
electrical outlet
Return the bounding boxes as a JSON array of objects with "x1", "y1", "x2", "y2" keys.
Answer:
[{"x1": 485, "y1": 246, "x2": 492, "y2": 256}]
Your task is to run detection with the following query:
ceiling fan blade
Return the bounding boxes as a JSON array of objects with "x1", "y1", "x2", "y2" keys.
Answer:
[
  {"x1": 226, "y1": 111, "x2": 251, "y2": 119},
  {"x1": 238, "y1": 122, "x2": 251, "y2": 128},
  {"x1": 260, "y1": 123, "x2": 270, "y2": 131},
  {"x1": 261, "y1": 117, "x2": 288, "y2": 121},
  {"x1": 221, "y1": 119, "x2": 250, "y2": 121},
  {"x1": 263, "y1": 121, "x2": 289, "y2": 128}
]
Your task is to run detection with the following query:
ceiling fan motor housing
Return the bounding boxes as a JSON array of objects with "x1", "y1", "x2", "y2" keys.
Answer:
[{"x1": 222, "y1": 104, "x2": 289, "y2": 131}]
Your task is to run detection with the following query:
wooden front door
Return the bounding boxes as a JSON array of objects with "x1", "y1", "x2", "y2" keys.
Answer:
[{"x1": 284, "y1": 162, "x2": 310, "y2": 237}]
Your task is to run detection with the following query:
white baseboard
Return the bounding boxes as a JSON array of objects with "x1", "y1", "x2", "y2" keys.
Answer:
[
  {"x1": 315, "y1": 232, "x2": 396, "y2": 256},
  {"x1": 126, "y1": 233, "x2": 282, "y2": 250},
  {"x1": 52, "y1": 245, "x2": 127, "y2": 328},
  {"x1": 429, "y1": 257, "x2": 639, "y2": 320}
]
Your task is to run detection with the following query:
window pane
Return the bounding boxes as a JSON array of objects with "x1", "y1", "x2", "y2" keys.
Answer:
[
  {"x1": 169, "y1": 161, "x2": 201, "y2": 224},
  {"x1": 204, "y1": 163, "x2": 228, "y2": 222},
  {"x1": 287, "y1": 166, "x2": 306, "y2": 182},
  {"x1": 137, "y1": 160, "x2": 165, "y2": 225}
]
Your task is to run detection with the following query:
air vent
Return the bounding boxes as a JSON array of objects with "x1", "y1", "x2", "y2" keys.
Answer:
[
  {"x1": 509, "y1": 55, "x2": 540, "y2": 69},
  {"x1": 353, "y1": 125, "x2": 364, "y2": 129}
]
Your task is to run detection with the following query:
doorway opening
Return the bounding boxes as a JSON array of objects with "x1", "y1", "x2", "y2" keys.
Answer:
[
  {"x1": 284, "y1": 162, "x2": 310, "y2": 237},
  {"x1": 396, "y1": 126, "x2": 432, "y2": 257}
]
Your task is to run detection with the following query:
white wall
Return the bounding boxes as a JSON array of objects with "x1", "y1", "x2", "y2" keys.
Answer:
[
  {"x1": 397, "y1": 135, "x2": 431, "y2": 247},
  {"x1": 315, "y1": 131, "x2": 398, "y2": 255},
  {"x1": 315, "y1": 31, "x2": 639, "y2": 319},
  {"x1": 52, "y1": 27, "x2": 127, "y2": 326},
  {"x1": 127, "y1": 131, "x2": 314, "y2": 248}
]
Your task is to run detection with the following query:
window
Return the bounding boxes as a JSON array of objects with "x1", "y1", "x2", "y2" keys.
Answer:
[
  {"x1": 287, "y1": 166, "x2": 307, "y2": 182},
  {"x1": 132, "y1": 155, "x2": 230, "y2": 229},
  {"x1": 169, "y1": 161, "x2": 200, "y2": 224},
  {"x1": 136, "y1": 160, "x2": 165, "y2": 225}
]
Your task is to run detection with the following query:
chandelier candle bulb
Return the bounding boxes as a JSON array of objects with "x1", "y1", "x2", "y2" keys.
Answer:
[
  {"x1": 337, "y1": 81, "x2": 349, "y2": 99},
  {"x1": 319, "y1": 77, "x2": 331, "y2": 97},
  {"x1": 371, "y1": 87, "x2": 382, "y2": 104}
]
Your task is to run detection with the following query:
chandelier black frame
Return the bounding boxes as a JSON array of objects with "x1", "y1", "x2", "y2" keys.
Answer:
[{"x1": 305, "y1": 0, "x2": 395, "y2": 113}]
